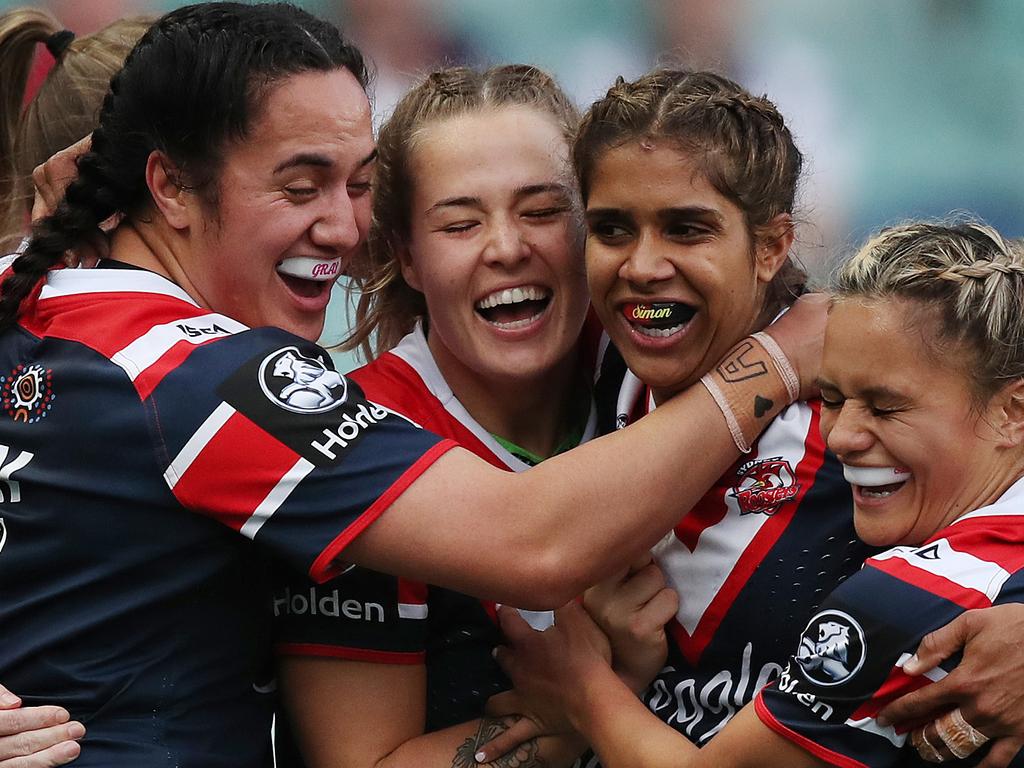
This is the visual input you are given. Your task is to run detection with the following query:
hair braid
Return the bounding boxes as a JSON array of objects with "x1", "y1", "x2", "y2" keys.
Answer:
[{"x1": 835, "y1": 220, "x2": 1024, "y2": 402}]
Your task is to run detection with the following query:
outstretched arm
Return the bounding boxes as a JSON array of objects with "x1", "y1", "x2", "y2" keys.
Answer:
[{"x1": 348, "y1": 301, "x2": 824, "y2": 609}]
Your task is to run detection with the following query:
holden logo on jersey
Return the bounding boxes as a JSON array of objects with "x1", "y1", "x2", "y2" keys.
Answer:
[
  {"x1": 1, "y1": 363, "x2": 55, "y2": 423},
  {"x1": 258, "y1": 347, "x2": 348, "y2": 414},
  {"x1": 795, "y1": 609, "x2": 866, "y2": 687},
  {"x1": 729, "y1": 457, "x2": 800, "y2": 515}
]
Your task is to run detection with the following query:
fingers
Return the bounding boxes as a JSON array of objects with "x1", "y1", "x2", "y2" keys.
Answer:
[
  {"x1": 472, "y1": 717, "x2": 543, "y2": 765},
  {"x1": 0, "y1": 709, "x2": 71, "y2": 739},
  {"x1": 977, "y1": 737, "x2": 1024, "y2": 768},
  {"x1": 496, "y1": 604, "x2": 535, "y2": 644},
  {"x1": 30, "y1": 136, "x2": 92, "y2": 224},
  {"x1": 0, "y1": 721, "x2": 85, "y2": 764},
  {"x1": 902, "y1": 612, "x2": 975, "y2": 676},
  {"x1": 877, "y1": 674, "x2": 958, "y2": 728},
  {"x1": 639, "y1": 587, "x2": 679, "y2": 630},
  {"x1": 0, "y1": 687, "x2": 19, "y2": 711},
  {"x1": 484, "y1": 690, "x2": 521, "y2": 718}
]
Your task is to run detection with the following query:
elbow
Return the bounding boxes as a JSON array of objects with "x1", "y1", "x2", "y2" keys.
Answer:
[{"x1": 505, "y1": 542, "x2": 593, "y2": 610}]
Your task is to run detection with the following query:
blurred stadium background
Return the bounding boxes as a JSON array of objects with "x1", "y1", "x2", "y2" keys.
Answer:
[{"x1": 6, "y1": 0, "x2": 1022, "y2": 369}]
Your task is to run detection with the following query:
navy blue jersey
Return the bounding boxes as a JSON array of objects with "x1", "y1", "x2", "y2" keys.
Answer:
[
  {"x1": 757, "y1": 479, "x2": 1024, "y2": 767},
  {"x1": 579, "y1": 343, "x2": 875, "y2": 764},
  {"x1": 273, "y1": 326, "x2": 596, "y2": 765},
  {"x1": 0, "y1": 268, "x2": 453, "y2": 766}
]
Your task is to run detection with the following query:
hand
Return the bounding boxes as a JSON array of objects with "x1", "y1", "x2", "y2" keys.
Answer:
[
  {"x1": 878, "y1": 606, "x2": 1024, "y2": 767},
  {"x1": 762, "y1": 293, "x2": 827, "y2": 401},
  {"x1": 493, "y1": 603, "x2": 611, "y2": 736},
  {"x1": 583, "y1": 554, "x2": 678, "y2": 693},
  {"x1": 0, "y1": 684, "x2": 84, "y2": 767},
  {"x1": 31, "y1": 136, "x2": 108, "y2": 268}
]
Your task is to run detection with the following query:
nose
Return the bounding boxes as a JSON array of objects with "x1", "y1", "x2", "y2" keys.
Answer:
[
  {"x1": 482, "y1": 216, "x2": 530, "y2": 268},
  {"x1": 618, "y1": 234, "x2": 675, "y2": 287},
  {"x1": 310, "y1": 188, "x2": 364, "y2": 254},
  {"x1": 822, "y1": 402, "x2": 873, "y2": 461}
]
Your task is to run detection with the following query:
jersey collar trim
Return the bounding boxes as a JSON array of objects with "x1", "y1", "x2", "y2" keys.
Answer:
[{"x1": 40, "y1": 267, "x2": 200, "y2": 307}]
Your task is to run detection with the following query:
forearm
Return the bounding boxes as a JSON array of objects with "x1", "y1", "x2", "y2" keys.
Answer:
[
  {"x1": 351, "y1": 337, "x2": 788, "y2": 607},
  {"x1": 569, "y1": 663, "x2": 698, "y2": 768},
  {"x1": 374, "y1": 717, "x2": 582, "y2": 768}
]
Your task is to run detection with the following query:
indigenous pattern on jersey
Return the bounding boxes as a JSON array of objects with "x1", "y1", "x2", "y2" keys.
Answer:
[
  {"x1": 273, "y1": 323, "x2": 597, "y2": 743},
  {"x1": 757, "y1": 477, "x2": 1024, "y2": 767},
  {"x1": 579, "y1": 343, "x2": 874, "y2": 765},
  {"x1": 0, "y1": 268, "x2": 453, "y2": 767}
]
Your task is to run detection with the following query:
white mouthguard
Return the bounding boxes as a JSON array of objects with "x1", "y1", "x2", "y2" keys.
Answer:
[
  {"x1": 276, "y1": 256, "x2": 342, "y2": 282},
  {"x1": 842, "y1": 465, "x2": 911, "y2": 488}
]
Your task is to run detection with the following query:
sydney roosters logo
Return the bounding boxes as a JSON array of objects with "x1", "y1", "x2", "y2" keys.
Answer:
[{"x1": 729, "y1": 457, "x2": 799, "y2": 515}]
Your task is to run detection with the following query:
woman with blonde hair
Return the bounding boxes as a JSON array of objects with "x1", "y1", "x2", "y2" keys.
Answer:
[{"x1": 0, "y1": 7, "x2": 150, "y2": 251}]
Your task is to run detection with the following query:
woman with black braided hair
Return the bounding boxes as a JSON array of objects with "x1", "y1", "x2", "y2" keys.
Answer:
[{"x1": 0, "y1": 4, "x2": 827, "y2": 765}]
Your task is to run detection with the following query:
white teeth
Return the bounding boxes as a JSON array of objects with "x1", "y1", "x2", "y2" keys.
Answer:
[
  {"x1": 475, "y1": 285, "x2": 549, "y2": 310},
  {"x1": 842, "y1": 465, "x2": 912, "y2": 488},
  {"x1": 489, "y1": 311, "x2": 546, "y2": 330},
  {"x1": 635, "y1": 323, "x2": 684, "y2": 338}
]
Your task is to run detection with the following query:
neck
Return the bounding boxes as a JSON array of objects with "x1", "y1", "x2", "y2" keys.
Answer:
[
  {"x1": 108, "y1": 215, "x2": 212, "y2": 308},
  {"x1": 426, "y1": 331, "x2": 582, "y2": 460}
]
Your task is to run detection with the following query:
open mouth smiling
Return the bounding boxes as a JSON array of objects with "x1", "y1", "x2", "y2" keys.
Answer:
[
  {"x1": 621, "y1": 301, "x2": 697, "y2": 338},
  {"x1": 475, "y1": 285, "x2": 552, "y2": 330}
]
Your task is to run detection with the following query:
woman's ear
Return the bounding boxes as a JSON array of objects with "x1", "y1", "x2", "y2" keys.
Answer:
[
  {"x1": 754, "y1": 213, "x2": 795, "y2": 283},
  {"x1": 145, "y1": 150, "x2": 193, "y2": 231},
  {"x1": 397, "y1": 244, "x2": 423, "y2": 292},
  {"x1": 991, "y1": 378, "x2": 1024, "y2": 448}
]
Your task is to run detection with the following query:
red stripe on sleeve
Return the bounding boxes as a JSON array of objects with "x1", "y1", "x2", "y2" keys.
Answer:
[
  {"x1": 754, "y1": 693, "x2": 870, "y2": 768},
  {"x1": 868, "y1": 558, "x2": 993, "y2": 611},
  {"x1": 849, "y1": 666, "x2": 932, "y2": 726},
  {"x1": 275, "y1": 643, "x2": 425, "y2": 665},
  {"x1": 173, "y1": 411, "x2": 301, "y2": 531},
  {"x1": 397, "y1": 578, "x2": 428, "y2": 605},
  {"x1": 309, "y1": 439, "x2": 459, "y2": 582}
]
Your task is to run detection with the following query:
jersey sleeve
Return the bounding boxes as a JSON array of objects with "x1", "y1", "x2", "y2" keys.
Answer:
[
  {"x1": 272, "y1": 565, "x2": 429, "y2": 664},
  {"x1": 144, "y1": 328, "x2": 458, "y2": 582},
  {"x1": 755, "y1": 535, "x2": 1024, "y2": 768}
]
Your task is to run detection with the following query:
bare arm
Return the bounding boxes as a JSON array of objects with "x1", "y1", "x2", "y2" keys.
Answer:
[
  {"x1": 348, "y1": 325, "x2": 809, "y2": 609},
  {"x1": 278, "y1": 656, "x2": 583, "y2": 768}
]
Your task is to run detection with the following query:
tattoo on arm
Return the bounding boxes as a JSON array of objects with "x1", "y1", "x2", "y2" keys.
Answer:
[
  {"x1": 716, "y1": 341, "x2": 768, "y2": 382},
  {"x1": 452, "y1": 716, "x2": 546, "y2": 768}
]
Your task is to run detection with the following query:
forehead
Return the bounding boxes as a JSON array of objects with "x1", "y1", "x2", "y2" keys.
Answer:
[
  {"x1": 225, "y1": 68, "x2": 374, "y2": 172},
  {"x1": 587, "y1": 140, "x2": 739, "y2": 216},
  {"x1": 410, "y1": 107, "x2": 570, "y2": 197},
  {"x1": 823, "y1": 298, "x2": 970, "y2": 391}
]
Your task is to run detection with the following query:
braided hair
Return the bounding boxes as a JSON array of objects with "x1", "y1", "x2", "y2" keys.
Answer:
[
  {"x1": 573, "y1": 69, "x2": 807, "y2": 324},
  {"x1": 0, "y1": 2, "x2": 367, "y2": 331},
  {"x1": 344, "y1": 64, "x2": 580, "y2": 359},
  {"x1": 835, "y1": 220, "x2": 1024, "y2": 402}
]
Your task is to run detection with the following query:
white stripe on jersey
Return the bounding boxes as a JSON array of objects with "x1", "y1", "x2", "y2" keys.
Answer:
[
  {"x1": 398, "y1": 603, "x2": 428, "y2": 620},
  {"x1": 164, "y1": 402, "x2": 236, "y2": 488},
  {"x1": 955, "y1": 475, "x2": 1024, "y2": 523},
  {"x1": 111, "y1": 313, "x2": 247, "y2": 380},
  {"x1": 240, "y1": 457, "x2": 315, "y2": 539},
  {"x1": 41, "y1": 267, "x2": 200, "y2": 304},
  {"x1": 388, "y1": 323, "x2": 597, "y2": 472},
  {"x1": 844, "y1": 716, "x2": 906, "y2": 748},
  {"x1": 871, "y1": 540, "x2": 1011, "y2": 603},
  {"x1": 653, "y1": 402, "x2": 814, "y2": 635}
]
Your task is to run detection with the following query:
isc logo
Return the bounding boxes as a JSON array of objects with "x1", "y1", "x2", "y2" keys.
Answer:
[{"x1": 177, "y1": 323, "x2": 231, "y2": 339}]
